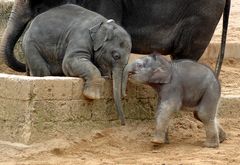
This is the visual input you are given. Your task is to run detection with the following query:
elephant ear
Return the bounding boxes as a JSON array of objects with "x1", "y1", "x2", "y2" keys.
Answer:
[
  {"x1": 104, "y1": 19, "x2": 115, "y2": 41},
  {"x1": 89, "y1": 19, "x2": 116, "y2": 51},
  {"x1": 89, "y1": 22, "x2": 103, "y2": 41},
  {"x1": 148, "y1": 54, "x2": 172, "y2": 84}
]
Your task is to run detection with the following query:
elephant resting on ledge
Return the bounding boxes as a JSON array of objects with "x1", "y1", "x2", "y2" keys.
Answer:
[{"x1": 22, "y1": 4, "x2": 132, "y2": 125}]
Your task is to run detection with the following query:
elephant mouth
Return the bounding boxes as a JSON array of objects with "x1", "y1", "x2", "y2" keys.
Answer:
[
  {"x1": 128, "y1": 71, "x2": 138, "y2": 78},
  {"x1": 98, "y1": 64, "x2": 112, "y2": 78},
  {"x1": 127, "y1": 71, "x2": 144, "y2": 84}
]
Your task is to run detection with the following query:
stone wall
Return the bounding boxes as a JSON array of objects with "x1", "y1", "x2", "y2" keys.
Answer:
[
  {"x1": 0, "y1": 73, "x2": 239, "y2": 144},
  {"x1": 0, "y1": 73, "x2": 157, "y2": 144}
]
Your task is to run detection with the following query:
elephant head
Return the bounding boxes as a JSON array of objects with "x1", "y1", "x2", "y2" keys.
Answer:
[
  {"x1": 122, "y1": 53, "x2": 172, "y2": 96},
  {"x1": 90, "y1": 20, "x2": 132, "y2": 125}
]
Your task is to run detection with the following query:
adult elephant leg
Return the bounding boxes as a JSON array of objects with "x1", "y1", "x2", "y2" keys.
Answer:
[
  {"x1": 0, "y1": 0, "x2": 31, "y2": 72},
  {"x1": 171, "y1": 16, "x2": 218, "y2": 61},
  {"x1": 62, "y1": 56, "x2": 105, "y2": 99}
]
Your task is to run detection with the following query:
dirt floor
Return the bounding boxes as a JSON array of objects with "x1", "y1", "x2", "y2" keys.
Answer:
[
  {"x1": 0, "y1": 115, "x2": 239, "y2": 165},
  {"x1": 202, "y1": 58, "x2": 240, "y2": 96}
]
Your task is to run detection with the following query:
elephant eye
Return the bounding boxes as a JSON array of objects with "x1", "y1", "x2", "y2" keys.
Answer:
[
  {"x1": 137, "y1": 63, "x2": 144, "y2": 69},
  {"x1": 120, "y1": 42, "x2": 124, "y2": 48},
  {"x1": 112, "y1": 52, "x2": 121, "y2": 60}
]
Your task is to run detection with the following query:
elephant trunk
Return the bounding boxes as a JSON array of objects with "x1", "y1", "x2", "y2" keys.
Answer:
[
  {"x1": 0, "y1": 0, "x2": 30, "y2": 72},
  {"x1": 122, "y1": 64, "x2": 131, "y2": 97},
  {"x1": 112, "y1": 67, "x2": 126, "y2": 125}
]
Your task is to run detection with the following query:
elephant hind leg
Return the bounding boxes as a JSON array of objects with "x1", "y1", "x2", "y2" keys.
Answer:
[
  {"x1": 218, "y1": 122, "x2": 226, "y2": 143},
  {"x1": 23, "y1": 42, "x2": 51, "y2": 76},
  {"x1": 195, "y1": 89, "x2": 221, "y2": 148},
  {"x1": 194, "y1": 111, "x2": 226, "y2": 144},
  {"x1": 195, "y1": 110, "x2": 219, "y2": 148}
]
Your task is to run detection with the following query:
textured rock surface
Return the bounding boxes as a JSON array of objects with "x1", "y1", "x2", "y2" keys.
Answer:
[
  {"x1": 0, "y1": 73, "x2": 158, "y2": 143},
  {"x1": 0, "y1": 73, "x2": 238, "y2": 144}
]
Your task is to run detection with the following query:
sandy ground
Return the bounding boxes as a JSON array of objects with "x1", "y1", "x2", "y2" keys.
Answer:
[
  {"x1": 211, "y1": 0, "x2": 240, "y2": 43},
  {"x1": 2, "y1": 58, "x2": 239, "y2": 165},
  {"x1": 0, "y1": 0, "x2": 240, "y2": 164},
  {"x1": 0, "y1": 94, "x2": 240, "y2": 165}
]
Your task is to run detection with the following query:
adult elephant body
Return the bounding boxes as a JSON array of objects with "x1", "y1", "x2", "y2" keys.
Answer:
[{"x1": 0, "y1": 0, "x2": 230, "y2": 76}]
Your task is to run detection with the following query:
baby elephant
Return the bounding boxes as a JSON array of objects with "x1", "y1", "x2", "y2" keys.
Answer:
[
  {"x1": 123, "y1": 53, "x2": 226, "y2": 148},
  {"x1": 22, "y1": 4, "x2": 132, "y2": 125}
]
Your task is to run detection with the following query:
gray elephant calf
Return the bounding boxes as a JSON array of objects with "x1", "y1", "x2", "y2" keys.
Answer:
[
  {"x1": 123, "y1": 52, "x2": 226, "y2": 147},
  {"x1": 22, "y1": 4, "x2": 132, "y2": 125}
]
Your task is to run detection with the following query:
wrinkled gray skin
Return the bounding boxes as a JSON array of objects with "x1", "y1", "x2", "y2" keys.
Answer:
[
  {"x1": 22, "y1": 4, "x2": 132, "y2": 125},
  {"x1": 123, "y1": 53, "x2": 226, "y2": 148}
]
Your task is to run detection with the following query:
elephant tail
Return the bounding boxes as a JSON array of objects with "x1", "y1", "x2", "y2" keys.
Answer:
[
  {"x1": 214, "y1": 0, "x2": 231, "y2": 77},
  {"x1": 0, "y1": 1, "x2": 28, "y2": 72},
  {"x1": 0, "y1": 29, "x2": 27, "y2": 72}
]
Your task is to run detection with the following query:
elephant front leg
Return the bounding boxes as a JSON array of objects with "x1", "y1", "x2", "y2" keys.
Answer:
[
  {"x1": 83, "y1": 76, "x2": 105, "y2": 99},
  {"x1": 63, "y1": 57, "x2": 105, "y2": 99},
  {"x1": 151, "y1": 100, "x2": 180, "y2": 145}
]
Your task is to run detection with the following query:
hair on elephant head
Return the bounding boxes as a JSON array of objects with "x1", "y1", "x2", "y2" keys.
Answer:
[
  {"x1": 148, "y1": 53, "x2": 172, "y2": 84},
  {"x1": 122, "y1": 52, "x2": 172, "y2": 96}
]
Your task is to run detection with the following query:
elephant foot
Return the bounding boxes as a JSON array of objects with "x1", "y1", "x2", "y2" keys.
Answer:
[
  {"x1": 219, "y1": 129, "x2": 227, "y2": 143},
  {"x1": 83, "y1": 77, "x2": 105, "y2": 99},
  {"x1": 151, "y1": 136, "x2": 169, "y2": 145},
  {"x1": 203, "y1": 140, "x2": 219, "y2": 148}
]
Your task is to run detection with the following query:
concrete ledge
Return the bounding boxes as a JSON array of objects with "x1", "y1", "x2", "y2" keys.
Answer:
[
  {"x1": 0, "y1": 73, "x2": 157, "y2": 144},
  {"x1": 202, "y1": 42, "x2": 240, "y2": 59},
  {"x1": 0, "y1": 73, "x2": 239, "y2": 144}
]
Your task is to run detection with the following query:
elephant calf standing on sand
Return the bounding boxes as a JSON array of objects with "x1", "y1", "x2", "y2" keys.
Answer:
[
  {"x1": 22, "y1": 4, "x2": 132, "y2": 125},
  {"x1": 123, "y1": 53, "x2": 226, "y2": 148}
]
